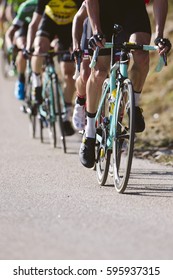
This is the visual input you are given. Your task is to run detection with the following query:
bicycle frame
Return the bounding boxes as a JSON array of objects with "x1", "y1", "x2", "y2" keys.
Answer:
[
  {"x1": 93, "y1": 42, "x2": 163, "y2": 152},
  {"x1": 39, "y1": 55, "x2": 66, "y2": 123},
  {"x1": 94, "y1": 44, "x2": 127, "y2": 151}
]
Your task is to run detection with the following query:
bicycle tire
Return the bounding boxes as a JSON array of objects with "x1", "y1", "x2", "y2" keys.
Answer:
[
  {"x1": 40, "y1": 118, "x2": 44, "y2": 143},
  {"x1": 112, "y1": 78, "x2": 135, "y2": 193},
  {"x1": 96, "y1": 79, "x2": 111, "y2": 185},
  {"x1": 48, "y1": 80, "x2": 57, "y2": 148},
  {"x1": 25, "y1": 68, "x2": 37, "y2": 139},
  {"x1": 49, "y1": 120, "x2": 57, "y2": 148},
  {"x1": 29, "y1": 112, "x2": 37, "y2": 139},
  {"x1": 53, "y1": 77, "x2": 66, "y2": 153}
]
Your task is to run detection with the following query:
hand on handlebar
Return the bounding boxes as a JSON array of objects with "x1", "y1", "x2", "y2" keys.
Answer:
[
  {"x1": 88, "y1": 33, "x2": 105, "y2": 50},
  {"x1": 154, "y1": 37, "x2": 172, "y2": 53},
  {"x1": 72, "y1": 49, "x2": 83, "y2": 62},
  {"x1": 22, "y1": 48, "x2": 32, "y2": 60},
  {"x1": 154, "y1": 37, "x2": 172, "y2": 66},
  {"x1": 72, "y1": 49, "x2": 83, "y2": 80}
]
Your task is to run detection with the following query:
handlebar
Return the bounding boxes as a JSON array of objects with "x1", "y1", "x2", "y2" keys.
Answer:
[
  {"x1": 89, "y1": 43, "x2": 167, "y2": 72},
  {"x1": 31, "y1": 49, "x2": 70, "y2": 58}
]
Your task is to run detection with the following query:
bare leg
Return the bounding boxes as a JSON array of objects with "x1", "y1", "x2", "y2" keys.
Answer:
[
  {"x1": 72, "y1": 57, "x2": 90, "y2": 130},
  {"x1": 86, "y1": 55, "x2": 110, "y2": 114},
  {"x1": 129, "y1": 32, "x2": 151, "y2": 93},
  {"x1": 15, "y1": 36, "x2": 27, "y2": 75},
  {"x1": 128, "y1": 32, "x2": 151, "y2": 132},
  {"x1": 60, "y1": 61, "x2": 75, "y2": 104},
  {"x1": 31, "y1": 36, "x2": 50, "y2": 74}
]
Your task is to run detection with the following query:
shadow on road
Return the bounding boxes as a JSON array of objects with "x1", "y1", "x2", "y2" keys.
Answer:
[{"x1": 101, "y1": 169, "x2": 173, "y2": 197}]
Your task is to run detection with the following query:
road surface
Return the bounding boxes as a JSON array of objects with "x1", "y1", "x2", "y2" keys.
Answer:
[{"x1": 0, "y1": 69, "x2": 173, "y2": 260}]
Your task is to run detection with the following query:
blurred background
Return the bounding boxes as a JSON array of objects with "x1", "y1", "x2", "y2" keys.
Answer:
[{"x1": 136, "y1": 0, "x2": 173, "y2": 164}]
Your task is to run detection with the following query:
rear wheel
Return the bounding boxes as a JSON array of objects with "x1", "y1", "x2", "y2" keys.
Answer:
[
  {"x1": 49, "y1": 120, "x2": 57, "y2": 148},
  {"x1": 112, "y1": 79, "x2": 135, "y2": 193},
  {"x1": 25, "y1": 68, "x2": 37, "y2": 139},
  {"x1": 40, "y1": 119, "x2": 44, "y2": 143},
  {"x1": 48, "y1": 82, "x2": 57, "y2": 148},
  {"x1": 96, "y1": 79, "x2": 111, "y2": 185},
  {"x1": 29, "y1": 104, "x2": 37, "y2": 139},
  {"x1": 53, "y1": 77, "x2": 66, "y2": 153}
]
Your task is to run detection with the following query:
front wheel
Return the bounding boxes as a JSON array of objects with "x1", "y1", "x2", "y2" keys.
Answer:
[{"x1": 112, "y1": 79, "x2": 135, "y2": 193}]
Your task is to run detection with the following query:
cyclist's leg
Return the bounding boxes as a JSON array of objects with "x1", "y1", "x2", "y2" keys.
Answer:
[
  {"x1": 58, "y1": 59, "x2": 75, "y2": 136},
  {"x1": 86, "y1": 55, "x2": 110, "y2": 116},
  {"x1": 31, "y1": 15, "x2": 53, "y2": 104},
  {"x1": 60, "y1": 60, "x2": 75, "y2": 105},
  {"x1": 129, "y1": 32, "x2": 150, "y2": 94},
  {"x1": 123, "y1": 0, "x2": 151, "y2": 132},
  {"x1": 79, "y1": 55, "x2": 110, "y2": 168},
  {"x1": 73, "y1": 17, "x2": 92, "y2": 130},
  {"x1": 56, "y1": 25, "x2": 76, "y2": 136},
  {"x1": 128, "y1": 32, "x2": 151, "y2": 132},
  {"x1": 31, "y1": 35, "x2": 50, "y2": 104},
  {"x1": 14, "y1": 25, "x2": 28, "y2": 100},
  {"x1": 72, "y1": 56, "x2": 90, "y2": 130}
]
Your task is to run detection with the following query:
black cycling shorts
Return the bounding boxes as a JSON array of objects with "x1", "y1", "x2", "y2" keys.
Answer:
[
  {"x1": 81, "y1": 17, "x2": 128, "y2": 56},
  {"x1": 14, "y1": 23, "x2": 28, "y2": 39},
  {"x1": 36, "y1": 14, "x2": 73, "y2": 62},
  {"x1": 99, "y1": 0, "x2": 151, "y2": 41}
]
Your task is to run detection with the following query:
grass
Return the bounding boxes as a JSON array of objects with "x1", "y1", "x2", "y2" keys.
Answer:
[{"x1": 134, "y1": 1, "x2": 173, "y2": 164}]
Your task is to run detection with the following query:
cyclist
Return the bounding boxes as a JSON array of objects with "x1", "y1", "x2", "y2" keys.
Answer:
[
  {"x1": 72, "y1": 1, "x2": 91, "y2": 130},
  {"x1": 25, "y1": 0, "x2": 83, "y2": 136},
  {"x1": 5, "y1": 0, "x2": 37, "y2": 100},
  {"x1": 79, "y1": 0, "x2": 171, "y2": 168}
]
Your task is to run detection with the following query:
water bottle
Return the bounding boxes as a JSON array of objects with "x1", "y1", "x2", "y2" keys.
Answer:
[{"x1": 109, "y1": 89, "x2": 117, "y2": 115}]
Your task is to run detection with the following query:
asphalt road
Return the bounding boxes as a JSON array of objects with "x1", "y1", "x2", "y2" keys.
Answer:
[{"x1": 0, "y1": 69, "x2": 173, "y2": 260}]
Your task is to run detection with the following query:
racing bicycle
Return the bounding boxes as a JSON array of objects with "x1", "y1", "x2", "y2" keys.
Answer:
[{"x1": 90, "y1": 24, "x2": 166, "y2": 193}]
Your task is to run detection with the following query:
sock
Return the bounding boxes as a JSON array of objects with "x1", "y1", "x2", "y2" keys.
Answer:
[
  {"x1": 76, "y1": 94, "x2": 86, "y2": 106},
  {"x1": 85, "y1": 111, "x2": 96, "y2": 138},
  {"x1": 134, "y1": 91, "x2": 141, "y2": 106},
  {"x1": 18, "y1": 73, "x2": 25, "y2": 83},
  {"x1": 32, "y1": 72, "x2": 41, "y2": 88}
]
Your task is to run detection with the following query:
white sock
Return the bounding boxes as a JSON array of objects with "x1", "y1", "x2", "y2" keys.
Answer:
[
  {"x1": 134, "y1": 92, "x2": 141, "y2": 106},
  {"x1": 32, "y1": 72, "x2": 41, "y2": 88},
  {"x1": 85, "y1": 116, "x2": 96, "y2": 138}
]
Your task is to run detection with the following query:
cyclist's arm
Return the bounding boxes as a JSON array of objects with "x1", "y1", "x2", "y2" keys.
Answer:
[
  {"x1": 85, "y1": 0, "x2": 104, "y2": 47},
  {"x1": 5, "y1": 24, "x2": 18, "y2": 49},
  {"x1": 72, "y1": 1, "x2": 87, "y2": 51},
  {"x1": 153, "y1": 0, "x2": 168, "y2": 55},
  {"x1": 85, "y1": 0, "x2": 101, "y2": 35},
  {"x1": 26, "y1": 0, "x2": 49, "y2": 51},
  {"x1": 153, "y1": 0, "x2": 168, "y2": 38},
  {"x1": 26, "y1": 12, "x2": 42, "y2": 51}
]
